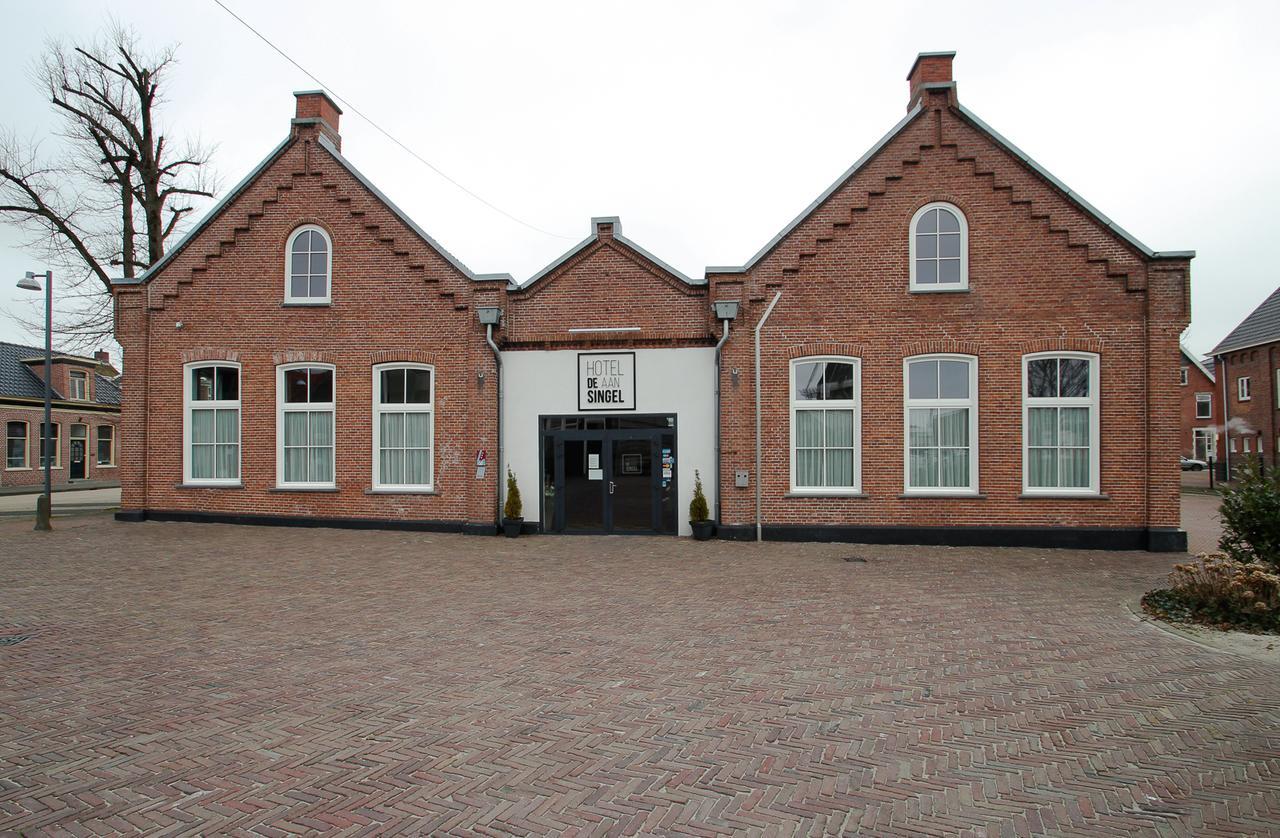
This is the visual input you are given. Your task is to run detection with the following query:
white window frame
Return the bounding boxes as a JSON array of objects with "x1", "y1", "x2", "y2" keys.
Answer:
[
  {"x1": 1238, "y1": 376, "x2": 1251, "y2": 401},
  {"x1": 6, "y1": 420, "x2": 28, "y2": 470},
  {"x1": 902, "y1": 354, "x2": 979, "y2": 495},
  {"x1": 183, "y1": 361, "x2": 242, "y2": 486},
  {"x1": 1021, "y1": 351, "x2": 1101, "y2": 496},
  {"x1": 276, "y1": 363, "x2": 336, "y2": 489},
  {"x1": 1244, "y1": 437, "x2": 1252, "y2": 454},
  {"x1": 908, "y1": 201, "x2": 969, "y2": 292},
  {"x1": 1195, "y1": 392, "x2": 1212, "y2": 420},
  {"x1": 788, "y1": 356, "x2": 862, "y2": 495},
  {"x1": 38, "y1": 422, "x2": 60, "y2": 469},
  {"x1": 1179, "y1": 367, "x2": 1188, "y2": 386},
  {"x1": 1192, "y1": 427, "x2": 1216, "y2": 460},
  {"x1": 96, "y1": 424, "x2": 116, "y2": 467},
  {"x1": 284, "y1": 224, "x2": 333, "y2": 305},
  {"x1": 1230, "y1": 437, "x2": 1237, "y2": 453},
  {"x1": 371, "y1": 363, "x2": 436, "y2": 491},
  {"x1": 69, "y1": 369, "x2": 88, "y2": 400}
]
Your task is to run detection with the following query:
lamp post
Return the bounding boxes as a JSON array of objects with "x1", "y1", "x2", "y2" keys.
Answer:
[{"x1": 17, "y1": 270, "x2": 53, "y2": 531}]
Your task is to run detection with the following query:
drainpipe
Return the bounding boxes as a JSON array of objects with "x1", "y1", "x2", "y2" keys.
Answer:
[
  {"x1": 711, "y1": 301, "x2": 740, "y2": 527},
  {"x1": 754, "y1": 291, "x2": 783, "y2": 543},
  {"x1": 1220, "y1": 354, "x2": 1230, "y2": 476},
  {"x1": 478, "y1": 307, "x2": 504, "y2": 532}
]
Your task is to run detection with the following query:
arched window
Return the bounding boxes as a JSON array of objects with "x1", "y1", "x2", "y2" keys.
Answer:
[
  {"x1": 372, "y1": 364, "x2": 435, "y2": 490},
  {"x1": 276, "y1": 364, "x2": 336, "y2": 488},
  {"x1": 903, "y1": 355, "x2": 978, "y2": 493},
  {"x1": 285, "y1": 225, "x2": 331, "y2": 304},
  {"x1": 1022, "y1": 352, "x2": 1100, "y2": 494},
  {"x1": 789, "y1": 357, "x2": 861, "y2": 493},
  {"x1": 909, "y1": 202, "x2": 968, "y2": 291}
]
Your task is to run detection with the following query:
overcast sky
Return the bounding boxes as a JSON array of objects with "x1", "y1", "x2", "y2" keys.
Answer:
[{"x1": 2, "y1": 0, "x2": 1276, "y2": 363}]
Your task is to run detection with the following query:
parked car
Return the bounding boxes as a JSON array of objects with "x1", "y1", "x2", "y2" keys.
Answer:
[{"x1": 1180, "y1": 455, "x2": 1207, "y2": 471}]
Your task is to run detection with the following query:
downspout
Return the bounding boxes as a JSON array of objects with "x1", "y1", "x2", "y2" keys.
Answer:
[
  {"x1": 484, "y1": 323, "x2": 503, "y2": 532},
  {"x1": 1220, "y1": 355, "x2": 1230, "y2": 475},
  {"x1": 754, "y1": 291, "x2": 783, "y2": 543},
  {"x1": 713, "y1": 317, "x2": 732, "y2": 527}
]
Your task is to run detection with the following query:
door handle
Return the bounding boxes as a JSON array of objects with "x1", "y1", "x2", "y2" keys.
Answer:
[{"x1": 609, "y1": 481, "x2": 616, "y2": 494}]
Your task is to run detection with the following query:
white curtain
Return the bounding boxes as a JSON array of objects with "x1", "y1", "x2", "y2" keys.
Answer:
[
  {"x1": 1059, "y1": 407, "x2": 1089, "y2": 487},
  {"x1": 309, "y1": 411, "x2": 333, "y2": 483},
  {"x1": 1028, "y1": 406, "x2": 1089, "y2": 488},
  {"x1": 824, "y1": 410, "x2": 854, "y2": 487},
  {"x1": 379, "y1": 410, "x2": 432, "y2": 486}
]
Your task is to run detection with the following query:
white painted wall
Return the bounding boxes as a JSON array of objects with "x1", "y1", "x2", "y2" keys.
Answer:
[{"x1": 501, "y1": 348, "x2": 716, "y2": 536}]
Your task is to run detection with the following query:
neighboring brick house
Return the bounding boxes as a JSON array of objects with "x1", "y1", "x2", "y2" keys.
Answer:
[
  {"x1": 112, "y1": 52, "x2": 1193, "y2": 550},
  {"x1": 1, "y1": 342, "x2": 121, "y2": 489},
  {"x1": 1179, "y1": 345, "x2": 1217, "y2": 462},
  {"x1": 1211, "y1": 286, "x2": 1280, "y2": 471}
]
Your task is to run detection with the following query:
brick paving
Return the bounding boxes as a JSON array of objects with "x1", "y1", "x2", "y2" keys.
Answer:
[{"x1": 1, "y1": 509, "x2": 1277, "y2": 836}]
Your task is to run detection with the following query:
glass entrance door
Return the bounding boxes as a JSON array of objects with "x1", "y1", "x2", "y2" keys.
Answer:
[
  {"x1": 69, "y1": 424, "x2": 87, "y2": 480},
  {"x1": 610, "y1": 437, "x2": 654, "y2": 532},
  {"x1": 562, "y1": 438, "x2": 605, "y2": 532}
]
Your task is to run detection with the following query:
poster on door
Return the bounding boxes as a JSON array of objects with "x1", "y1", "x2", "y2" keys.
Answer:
[{"x1": 577, "y1": 352, "x2": 636, "y2": 411}]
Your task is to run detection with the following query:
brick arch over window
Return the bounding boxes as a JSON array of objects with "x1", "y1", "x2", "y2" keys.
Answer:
[
  {"x1": 1017, "y1": 338, "x2": 1104, "y2": 356},
  {"x1": 784, "y1": 342, "x2": 868, "y2": 361},
  {"x1": 899, "y1": 340, "x2": 983, "y2": 358},
  {"x1": 370, "y1": 350, "x2": 439, "y2": 366},
  {"x1": 272, "y1": 350, "x2": 334, "y2": 366},
  {"x1": 181, "y1": 348, "x2": 241, "y2": 364}
]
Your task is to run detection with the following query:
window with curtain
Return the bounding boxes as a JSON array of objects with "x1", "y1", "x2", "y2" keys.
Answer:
[
  {"x1": 904, "y1": 356, "x2": 977, "y2": 492},
  {"x1": 285, "y1": 225, "x2": 332, "y2": 303},
  {"x1": 278, "y1": 365, "x2": 335, "y2": 487},
  {"x1": 1023, "y1": 353, "x2": 1099, "y2": 493},
  {"x1": 38, "y1": 422, "x2": 60, "y2": 468},
  {"x1": 373, "y1": 364, "x2": 434, "y2": 489},
  {"x1": 97, "y1": 425, "x2": 115, "y2": 466},
  {"x1": 6, "y1": 421, "x2": 27, "y2": 469},
  {"x1": 69, "y1": 370, "x2": 88, "y2": 400},
  {"x1": 186, "y1": 363, "x2": 240, "y2": 484},
  {"x1": 909, "y1": 202, "x2": 968, "y2": 291},
  {"x1": 790, "y1": 358, "x2": 859, "y2": 492}
]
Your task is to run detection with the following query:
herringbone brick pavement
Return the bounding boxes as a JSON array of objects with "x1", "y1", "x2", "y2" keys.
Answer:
[{"x1": 0, "y1": 511, "x2": 1276, "y2": 836}]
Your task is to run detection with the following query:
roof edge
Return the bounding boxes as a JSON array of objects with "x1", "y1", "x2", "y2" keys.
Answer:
[
  {"x1": 1180, "y1": 344, "x2": 1215, "y2": 382},
  {"x1": 514, "y1": 216, "x2": 704, "y2": 292},
  {"x1": 907, "y1": 51, "x2": 957, "y2": 80}
]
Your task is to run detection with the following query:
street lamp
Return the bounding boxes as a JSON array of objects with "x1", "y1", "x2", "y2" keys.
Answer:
[{"x1": 17, "y1": 270, "x2": 53, "y2": 531}]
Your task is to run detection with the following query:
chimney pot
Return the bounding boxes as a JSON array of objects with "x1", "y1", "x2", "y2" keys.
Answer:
[
  {"x1": 906, "y1": 51, "x2": 956, "y2": 110},
  {"x1": 293, "y1": 90, "x2": 343, "y2": 150}
]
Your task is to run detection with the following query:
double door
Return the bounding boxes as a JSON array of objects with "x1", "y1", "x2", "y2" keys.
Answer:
[{"x1": 543, "y1": 427, "x2": 676, "y2": 534}]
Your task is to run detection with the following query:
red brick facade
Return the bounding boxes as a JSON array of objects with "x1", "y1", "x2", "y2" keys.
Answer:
[
  {"x1": 1215, "y1": 342, "x2": 1279, "y2": 468},
  {"x1": 1178, "y1": 348, "x2": 1217, "y2": 461},
  {"x1": 1, "y1": 405, "x2": 120, "y2": 488},
  {"x1": 112, "y1": 54, "x2": 1192, "y2": 549}
]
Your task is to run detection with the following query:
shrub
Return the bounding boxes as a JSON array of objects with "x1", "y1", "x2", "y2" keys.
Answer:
[
  {"x1": 689, "y1": 470, "x2": 709, "y2": 523},
  {"x1": 1142, "y1": 552, "x2": 1280, "y2": 633},
  {"x1": 503, "y1": 468, "x2": 522, "y2": 520},
  {"x1": 1219, "y1": 459, "x2": 1280, "y2": 569}
]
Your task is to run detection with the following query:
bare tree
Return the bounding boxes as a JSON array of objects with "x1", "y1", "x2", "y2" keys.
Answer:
[{"x1": 0, "y1": 22, "x2": 216, "y2": 349}]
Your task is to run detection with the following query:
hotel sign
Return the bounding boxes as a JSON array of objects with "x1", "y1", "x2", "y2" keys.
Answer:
[{"x1": 578, "y1": 352, "x2": 636, "y2": 411}]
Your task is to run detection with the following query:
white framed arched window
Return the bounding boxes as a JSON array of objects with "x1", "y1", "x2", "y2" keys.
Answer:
[
  {"x1": 789, "y1": 357, "x2": 861, "y2": 494},
  {"x1": 903, "y1": 354, "x2": 979, "y2": 493},
  {"x1": 371, "y1": 363, "x2": 435, "y2": 491},
  {"x1": 184, "y1": 361, "x2": 241, "y2": 485},
  {"x1": 1022, "y1": 352, "x2": 1100, "y2": 495},
  {"x1": 909, "y1": 202, "x2": 968, "y2": 292},
  {"x1": 285, "y1": 225, "x2": 332, "y2": 304},
  {"x1": 276, "y1": 363, "x2": 336, "y2": 488}
]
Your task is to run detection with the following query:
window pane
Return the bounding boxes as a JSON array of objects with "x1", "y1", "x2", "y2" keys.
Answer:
[
  {"x1": 937, "y1": 408, "x2": 968, "y2": 446},
  {"x1": 938, "y1": 259, "x2": 961, "y2": 284},
  {"x1": 939, "y1": 361, "x2": 969, "y2": 399},
  {"x1": 405, "y1": 369, "x2": 432, "y2": 404},
  {"x1": 917, "y1": 208, "x2": 938, "y2": 234},
  {"x1": 1059, "y1": 407, "x2": 1089, "y2": 446},
  {"x1": 215, "y1": 367, "x2": 239, "y2": 401},
  {"x1": 309, "y1": 369, "x2": 333, "y2": 403},
  {"x1": 1060, "y1": 448, "x2": 1089, "y2": 488},
  {"x1": 405, "y1": 412, "x2": 431, "y2": 448},
  {"x1": 309, "y1": 275, "x2": 327, "y2": 298},
  {"x1": 909, "y1": 448, "x2": 938, "y2": 487},
  {"x1": 192, "y1": 444, "x2": 214, "y2": 479},
  {"x1": 284, "y1": 411, "x2": 308, "y2": 446},
  {"x1": 193, "y1": 367, "x2": 215, "y2": 401},
  {"x1": 824, "y1": 363, "x2": 853, "y2": 400},
  {"x1": 381, "y1": 369, "x2": 405, "y2": 403},
  {"x1": 1028, "y1": 448, "x2": 1057, "y2": 488},
  {"x1": 916, "y1": 259, "x2": 938, "y2": 284},
  {"x1": 191, "y1": 409, "x2": 215, "y2": 444},
  {"x1": 909, "y1": 408, "x2": 937, "y2": 447},
  {"x1": 405, "y1": 449, "x2": 430, "y2": 485},
  {"x1": 796, "y1": 450, "x2": 823, "y2": 486},
  {"x1": 1027, "y1": 359, "x2": 1057, "y2": 398},
  {"x1": 216, "y1": 444, "x2": 238, "y2": 479},
  {"x1": 97, "y1": 439, "x2": 111, "y2": 465},
  {"x1": 309, "y1": 411, "x2": 333, "y2": 446},
  {"x1": 938, "y1": 233, "x2": 961, "y2": 258},
  {"x1": 908, "y1": 361, "x2": 939, "y2": 399},
  {"x1": 795, "y1": 410, "x2": 824, "y2": 447},
  {"x1": 284, "y1": 447, "x2": 306, "y2": 482},
  {"x1": 381, "y1": 412, "x2": 405, "y2": 449},
  {"x1": 291, "y1": 253, "x2": 308, "y2": 275},
  {"x1": 286, "y1": 369, "x2": 309, "y2": 403},
  {"x1": 309, "y1": 445, "x2": 332, "y2": 483},
  {"x1": 826, "y1": 449, "x2": 854, "y2": 487},
  {"x1": 939, "y1": 448, "x2": 969, "y2": 488},
  {"x1": 916, "y1": 234, "x2": 937, "y2": 258},
  {"x1": 825, "y1": 410, "x2": 853, "y2": 447},
  {"x1": 290, "y1": 275, "x2": 309, "y2": 299},
  {"x1": 215, "y1": 409, "x2": 239, "y2": 444},
  {"x1": 795, "y1": 362, "x2": 823, "y2": 400},
  {"x1": 936, "y1": 209, "x2": 960, "y2": 233},
  {"x1": 380, "y1": 449, "x2": 401, "y2": 485},
  {"x1": 310, "y1": 252, "x2": 328, "y2": 276},
  {"x1": 1028, "y1": 407, "x2": 1057, "y2": 446},
  {"x1": 1060, "y1": 358, "x2": 1089, "y2": 397},
  {"x1": 293, "y1": 230, "x2": 313, "y2": 253}
]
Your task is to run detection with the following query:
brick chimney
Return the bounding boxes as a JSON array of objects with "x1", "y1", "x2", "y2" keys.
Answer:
[
  {"x1": 94, "y1": 349, "x2": 110, "y2": 364},
  {"x1": 907, "y1": 51, "x2": 956, "y2": 111},
  {"x1": 292, "y1": 90, "x2": 343, "y2": 151}
]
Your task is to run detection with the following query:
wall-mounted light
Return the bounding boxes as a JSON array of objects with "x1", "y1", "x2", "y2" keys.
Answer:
[
  {"x1": 477, "y1": 369, "x2": 487, "y2": 385},
  {"x1": 731, "y1": 368, "x2": 740, "y2": 386},
  {"x1": 713, "y1": 300, "x2": 741, "y2": 321},
  {"x1": 175, "y1": 321, "x2": 184, "y2": 329}
]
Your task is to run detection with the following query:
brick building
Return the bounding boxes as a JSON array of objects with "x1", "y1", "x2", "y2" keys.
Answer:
[
  {"x1": 112, "y1": 52, "x2": 1193, "y2": 550},
  {"x1": 1178, "y1": 345, "x2": 1217, "y2": 463},
  {"x1": 1211, "y1": 286, "x2": 1280, "y2": 471},
  {"x1": 1, "y1": 342, "x2": 121, "y2": 489}
]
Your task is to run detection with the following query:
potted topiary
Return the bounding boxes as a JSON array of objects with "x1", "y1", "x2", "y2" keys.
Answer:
[
  {"x1": 689, "y1": 470, "x2": 713, "y2": 541},
  {"x1": 502, "y1": 468, "x2": 524, "y2": 538}
]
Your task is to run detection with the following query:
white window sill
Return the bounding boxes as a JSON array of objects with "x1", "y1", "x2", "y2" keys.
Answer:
[
  {"x1": 909, "y1": 286, "x2": 969, "y2": 294},
  {"x1": 785, "y1": 491, "x2": 868, "y2": 498},
  {"x1": 97, "y1": 464, "x2": 117, "y2": 469},
  {"x1": 4, "y1": 467, "x2": 31, "y2": 472},
  {"x1": 177, "y1": 482, "x2": 243, "y2": 489},
  {"x1": 270, "y1": 485, "x2": 339, "y2": 492},
  {"x1": 282, "y1": 301, "x2": 332, "y2": 307},
  {"x1": 365, "y1": 487, "x2": 438, "y2": 495},
  {"x1": 1019, "y1": 491, "x2": 1109, "y2": 499},
  {"x1": 898, "y1": 491, "x2": 984, "y2": 499}
]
